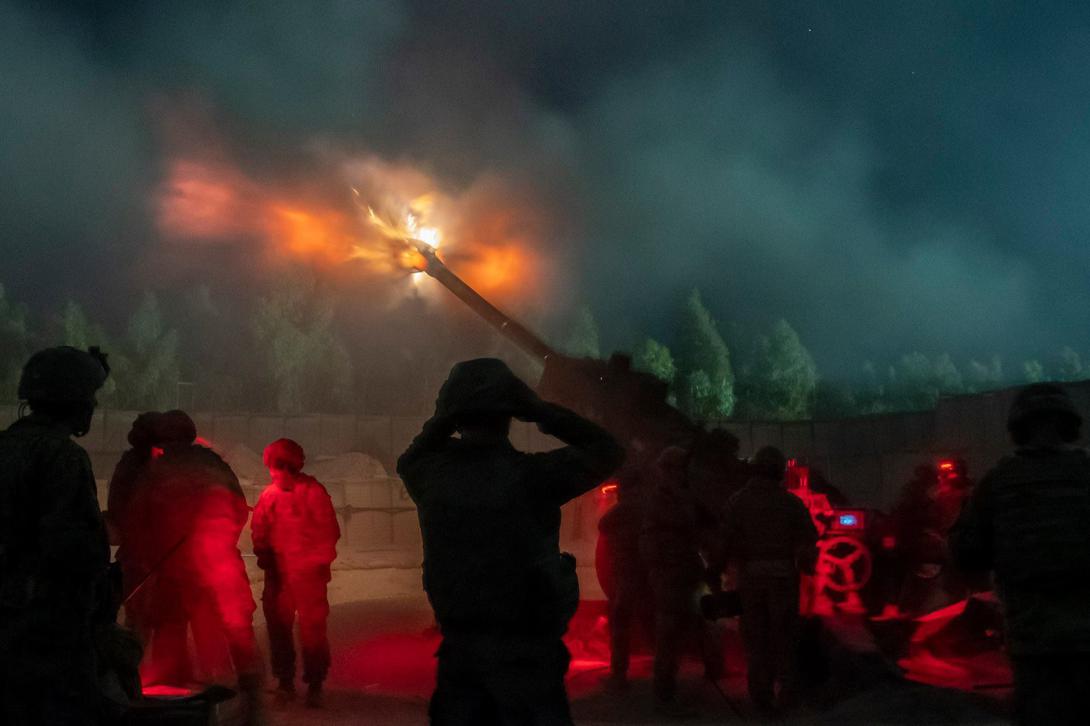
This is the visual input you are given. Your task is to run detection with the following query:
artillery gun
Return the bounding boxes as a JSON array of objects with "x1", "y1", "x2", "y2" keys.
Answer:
[{"x1": 410, "y1": 241, "x2": 696, "y2": 447}]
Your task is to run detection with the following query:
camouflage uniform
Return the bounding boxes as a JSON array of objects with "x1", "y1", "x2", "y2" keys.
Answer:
[
  {"x1": 0, "y1": 416, "x2": 110, "y2": 724},
  {"x1": 952, "y1": 448, "x2": 1090, "y2": 724},
  {"x1": 252, "y1": 459, "x2": 340, "y2": 692},
  {"x1": 398, "y1": 359, "x2": 623, "y2": 726},
  {"x1": 720, "y1": 465, "x2": 818, "y2": 710}
]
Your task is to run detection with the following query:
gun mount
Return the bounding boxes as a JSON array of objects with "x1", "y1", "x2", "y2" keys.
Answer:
[{"x1": 411, "y1": 241, "x2": 696, "y2": 446}]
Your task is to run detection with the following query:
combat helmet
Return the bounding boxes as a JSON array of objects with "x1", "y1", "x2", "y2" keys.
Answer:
[
  {"x1": 264, "y1": 438, "x2": 306, "y2": 473},
  {"x1": 750, "y1": 445, "x2": 788, "y2": 481},
  {"x1": 435, "y1": 358, "x2": 528, "y2": 421},
  {"x1": 18, "y1": 346, "x2": 110, "y2": 404},
  {"x1": 1008, "y1": 383, "x2": 1083, "y2": 443}
]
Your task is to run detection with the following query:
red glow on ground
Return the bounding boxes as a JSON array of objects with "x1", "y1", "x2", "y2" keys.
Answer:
[
  {"x1": 142, "y1": 684, "x2": 196, "y2": 697},
  {"x1": 329, "y1": 630, "x2": 440, "y2": 698},
  {"x1": 327, "y1": 600, "x2": 616, "y2": 700}
]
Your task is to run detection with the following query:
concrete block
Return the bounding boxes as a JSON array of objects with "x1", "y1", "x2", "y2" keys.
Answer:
[
  {"x1": 344, "y1": 511, "x2": 393, "y2": 550},
  {"x1": 325, "y1": 480, "x2": 346, "y2": 509},
  {"x1": 393, "y1": 510, "x2": 423, "y2": 550},
  {"x1": 357, "y1": 416, "x2": 395, "y2": 468},
  {"x1": 212, "y1": 416, "x2": 249, "y2": 449},
  {"x1": 344, "y1": 480, "x2": 394, "y2": 509},
  {"x1": 390, "y1": 478, "x2": 415, "y2": 509}
]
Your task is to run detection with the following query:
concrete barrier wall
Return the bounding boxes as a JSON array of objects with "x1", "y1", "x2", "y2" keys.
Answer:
[{"x1": 5, "y1": 378, "x2": 1089, "y2": 553}]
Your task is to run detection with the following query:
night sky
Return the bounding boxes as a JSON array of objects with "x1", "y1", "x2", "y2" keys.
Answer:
[{"x1": 2, "y1": 1, "x2": 1089, "y2": 377}]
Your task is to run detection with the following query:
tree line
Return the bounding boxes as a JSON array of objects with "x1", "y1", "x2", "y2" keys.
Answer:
[
  {"x1": 1, "y1": 282, "x2": 1084, "y2": 419},
  {"x1": 563, "y1": 289, "x2": 1088, "y2": 422}
]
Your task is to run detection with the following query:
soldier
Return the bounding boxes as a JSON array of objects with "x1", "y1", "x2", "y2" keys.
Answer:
[
  {"x1": 252, "y1": 438, "x2": 340, "y2": 708},
  {"x1": 0, "y1": 346, "x2": 111, "y2": 724},
  {"x1": 598, "y1": 437, "x2": 653, "y2": 692},
  {"x1": 951, "y1": 383, "x2": 1090, "y2": 725},
  {"x1": 398, "y1": 358, "x2": 623, "y2": 726},
  {"x1": 124, "y1": 410, "x2": 263, "y2": 720},
  {"x1": 639, "y1": 445, "x2": 704, "y2": 716},
  {"x1": 720, "y1": 446, "x2": 818, "y2": 714}
]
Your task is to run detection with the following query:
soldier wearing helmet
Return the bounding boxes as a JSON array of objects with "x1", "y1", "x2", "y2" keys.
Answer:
[
  {"x1": 251, "y1": 438, "x2": 340, "y2": 708},
  {"x1": 398, "y1": 358, "x2": 623, "y2": 726},
  {"x1": 952, "y1": 383, "x2": 1090, "y2": 725},
  {"x1": 715, "y1": 445, "x2": 818, "y2": 715},
  {"x1": 123, "y1": 410, "x2": 262, "y2": 722},
  {"x1": 0, "y1": 347, "x2": 110, "y2": 723}
]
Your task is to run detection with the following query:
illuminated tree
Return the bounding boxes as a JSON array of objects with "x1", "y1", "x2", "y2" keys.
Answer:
[
  {"x1": 740, "y1": 319, "x2": 818, "y2": 420},
  {"x1": 964, "y1": 355, "x2": 1003, "y2": 393},
  {"x1": 1022, "y1": 359, "x2": 1045, "y2": 383},
  {"x1": 676, "y1": 288, "x2": 734, "y2": 419},
  {"x1": 1057, "y1": 346, "x2": 1084, "y2": 381},
  {"x1": 564, "y1": 305, "x2": 601, "y2": 358},
  {"x1": 121, "y1": 292, "x2": 181, "y2": 410},
  {"x1": 253, "y1": 278, "x2": 353, "y2": 413},
  {"x1": 633, "y1": 337, "x2": 677, "y2": 386},
  {"x1": 885, "y1": 352, "x2": 963, "y2": 411}
]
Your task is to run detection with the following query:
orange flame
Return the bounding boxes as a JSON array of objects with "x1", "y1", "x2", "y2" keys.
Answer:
[{"x1": 155, "y1": 154, "x2": 547, "y2": 302}]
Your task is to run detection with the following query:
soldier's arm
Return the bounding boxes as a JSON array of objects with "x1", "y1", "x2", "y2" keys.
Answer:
[
  {"x1": 527, "y1": 402, "x2": 625, "y2": 505},
  {"x1": 396, "y1": 413, "x2": 458, "y2": 498},
  {"x1": 950, "y1": 473, "x2": 994, "y2": 572}
]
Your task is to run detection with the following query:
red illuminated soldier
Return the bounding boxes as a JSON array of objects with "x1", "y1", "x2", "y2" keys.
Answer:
[
  {"x1": 252, "y1": 438, "x2": 341, "y2": 708},
  {"x1": 123, "y1": 411, "x2": 263, "y2": 722}
]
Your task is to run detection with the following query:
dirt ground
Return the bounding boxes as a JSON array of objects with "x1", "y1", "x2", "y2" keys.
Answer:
[{"x1": 249, "y1": 596, "x2": 1010, "y2": 726}]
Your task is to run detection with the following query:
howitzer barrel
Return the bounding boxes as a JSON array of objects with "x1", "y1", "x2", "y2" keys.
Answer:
[
  {"x1": 412, "y1": 240, "x2": 696, "y2": 445},
  {"x1": 416, "y1": 243, "x2": 556, "y2": 362}
]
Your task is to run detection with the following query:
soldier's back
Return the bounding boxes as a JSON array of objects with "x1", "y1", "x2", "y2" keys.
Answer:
[{"x1": 974, "y1": 449, "x2": 1090, "y2": 655}]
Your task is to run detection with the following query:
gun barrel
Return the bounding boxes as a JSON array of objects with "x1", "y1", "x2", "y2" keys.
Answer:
[{"x1": 414, "y1": 243, "x2": 556, "y2": 363}]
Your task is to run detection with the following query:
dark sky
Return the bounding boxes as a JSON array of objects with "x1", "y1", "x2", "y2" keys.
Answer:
[{"x1": 2, "y1": 0, "x2": 1089, "y2": 376}]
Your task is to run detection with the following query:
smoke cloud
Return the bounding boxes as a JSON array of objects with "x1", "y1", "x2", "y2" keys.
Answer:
[{"x1": 2, "y1": 0, "x2": 1088, "y2": 382}]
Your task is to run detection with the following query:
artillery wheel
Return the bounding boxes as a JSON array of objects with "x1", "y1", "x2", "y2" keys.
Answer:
[{"x1": 817, "y1": 535, "x2": 873, "y2": 593}]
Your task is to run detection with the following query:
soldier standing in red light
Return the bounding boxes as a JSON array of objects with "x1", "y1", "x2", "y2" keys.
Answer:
[
  {"x1": 252, "y1": 438, "x2": 340, "y2": 708},
  {"x1": 124, "y1": 411, "x2": 263, "y2": 723}
]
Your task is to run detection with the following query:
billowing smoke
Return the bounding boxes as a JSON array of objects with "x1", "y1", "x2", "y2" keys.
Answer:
[{"x1": 2, "y1": 0, "x2": 1088, "y2": 400}]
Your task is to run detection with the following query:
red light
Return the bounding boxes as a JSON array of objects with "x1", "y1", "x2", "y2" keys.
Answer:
[
  {"x1": 882, "y1": 535, "x2": 897, "y2": 550},
  {"x1": 600, "y1": 483, "x2": 617, "y2": 495},
  {"x1": 195, "y1": 436, "x2": 213, "y2": 448},
  {"x1": 151, "y1": 446, "x2": 165, "y2": 459},
  {"x1": 142, "y1": 684, "x2": 195, "y2": 697},
  {"x1": 938, "y1": 461, "x2": 955, "y2": 471}
]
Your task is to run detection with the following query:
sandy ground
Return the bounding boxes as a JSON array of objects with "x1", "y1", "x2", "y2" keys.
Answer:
[{"x1": 246, "y1": 595, "x2": 1010, "y2": 726}]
